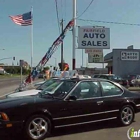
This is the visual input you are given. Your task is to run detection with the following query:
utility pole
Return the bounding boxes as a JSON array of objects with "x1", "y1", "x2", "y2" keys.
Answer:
[
  {"x1": 82, "y1": 49, "x2": 83, "y2": 67},
  {"x1": 72, "y1": 0, "x2": 76, "y2": 70},
  {"x1": 60, "y1": 19, "x2": 64, "y2": 71}
]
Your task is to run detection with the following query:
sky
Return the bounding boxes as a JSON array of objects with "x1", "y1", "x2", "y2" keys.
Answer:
[{"x1": 1, "y1": 0, "x2": 140, "y2": 69}]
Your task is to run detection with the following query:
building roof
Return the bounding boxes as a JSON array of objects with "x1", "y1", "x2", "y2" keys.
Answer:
[{"x1": 104, "y1": 52, "x2": 113, "y2": 62}]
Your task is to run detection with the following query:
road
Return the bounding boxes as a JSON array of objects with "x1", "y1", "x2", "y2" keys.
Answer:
[
  {"x1": 0, "y1": 77, "x2": 43, "y2": 96},
  {"x1": 0, "y1": 77, "x2": 22, "y2": 88},
  {"x1": 1, "y1": 114, "x2": 140, "y2": 140},
  {"x1": 1, "y1": 79, "x2": 140, "y2": 140}
]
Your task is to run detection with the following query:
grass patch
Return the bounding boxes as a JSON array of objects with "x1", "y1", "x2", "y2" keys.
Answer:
[{"x1": 0, "y1": 74, "x2": 27, "y2": 78}]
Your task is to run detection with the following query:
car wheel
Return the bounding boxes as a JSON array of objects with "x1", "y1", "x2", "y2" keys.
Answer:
[
  {"x1": 119, "y1": 105, "x2": 134, "y2": 126},
  {"x1": 24, "y1": 115, "x2": 52, "y2": 140}
]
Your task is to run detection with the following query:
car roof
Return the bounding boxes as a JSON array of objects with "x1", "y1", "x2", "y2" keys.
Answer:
[
  {"x1": 99, "y1": 74, "x2": 114, "y2": 75},
  {"x1": 59, "y1": 77, "x2": 109, "y2": 82},
  {"x1": 50, "y1": 77, "x2": 123, "y2": 89}
]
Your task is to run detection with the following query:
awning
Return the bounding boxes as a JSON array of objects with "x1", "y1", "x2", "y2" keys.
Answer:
[{"x1": 104, "y1": 52, "x2": 113, "y2": 62}]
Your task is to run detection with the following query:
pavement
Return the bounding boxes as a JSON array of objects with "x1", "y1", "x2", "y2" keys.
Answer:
[
  {"x1": 1, "y1": 114, "x2": 140, "y2": 140},
  {"x1": 0, "y1": 77, "x2": 43, "y2": 96},
  {"x1": 1, "y1": 78, "x2": 140, "y2": 140},
  {"x1": 0, "y1": 77, "x2": 22, "y2": 88}
]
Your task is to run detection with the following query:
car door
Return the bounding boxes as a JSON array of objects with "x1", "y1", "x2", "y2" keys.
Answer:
[
  {"x1": 99, "y1": 81, "x2": 124, "y2": 119},
  {"x1": 53, "y1": 81, "x2": 105, "y2": 128}
]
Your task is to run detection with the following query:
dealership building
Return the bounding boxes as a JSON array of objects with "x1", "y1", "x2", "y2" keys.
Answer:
[{"x1": 104, "y1": 46, "x2": 140, "y2": 77}]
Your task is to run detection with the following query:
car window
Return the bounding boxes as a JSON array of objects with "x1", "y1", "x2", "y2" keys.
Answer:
[
  {"x1": 108, "y1": 76, "x2": 114, "y2": 80},
  {"x1": 40, "y1": 80, "x2": 77, "y2": 98},
  {"x1": 101, "y1": 75, "x2": 108, "y2": 79},
  {"x1": 99, "y1": 75, "x2": 104, "y2": 79},
  {"x1": 100, "y1": 81, "x2": 123, "y2": 96},
  {"x1": 113, "y1": 76, "x2": 122, "y2": 80},
  {"x1": 70, "y1": 81, "x2": 101, "y2": 99},
  {"x1": 36, "y1": 78, "x2": 57, "y2": 90},
  {"x1": 55, "y1": 81, "x2": 76, "y2": 94},
  {"x1": 117, "y1": 76, "x2": 122, "y2": 80},
  {"x1": 42, "y1": 81, "x2": 62, "y2": 92}
]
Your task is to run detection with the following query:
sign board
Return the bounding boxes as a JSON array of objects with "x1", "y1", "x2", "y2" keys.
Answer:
[
  {"x1": 85, "y1": 49, "x2": 103, "y2": 54},
  {"x1": 78, "y1": 26, "x2": 110, "y2": 49},
  {"x1": 88, "y1": 53, "x2": 103, "y2": 63},
  {"x1": 121, "y1": 51, "x2": 139, "y2": 60}
]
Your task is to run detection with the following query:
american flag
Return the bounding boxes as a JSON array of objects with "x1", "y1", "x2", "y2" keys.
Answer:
[{"x1": 9, "y1": 11, "x2": 32, "y2": 26}]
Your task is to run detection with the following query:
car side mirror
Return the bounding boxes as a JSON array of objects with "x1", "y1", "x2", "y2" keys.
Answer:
[{"x1": 67, "y1": 95, "x2": 77, "y2": 101}]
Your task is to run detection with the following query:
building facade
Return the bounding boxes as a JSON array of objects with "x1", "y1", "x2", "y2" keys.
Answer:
[
  {"x1": 104, "y1": 48, "x2": 140, "y2": 77},
  {"x1": 76, "y1": 67, "x2": 108, "y2": 76}
]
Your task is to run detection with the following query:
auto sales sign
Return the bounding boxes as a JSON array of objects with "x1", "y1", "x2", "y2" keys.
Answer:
[{"x1": 78, "y1": 26, "x2": 110, "y2": 49}]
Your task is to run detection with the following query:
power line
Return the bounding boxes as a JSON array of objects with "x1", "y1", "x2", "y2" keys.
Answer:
[
  {"x1": 78, "y1": 18, "x2": 140, "y2": 26},
  {"x1": 77, "y1": 0, "x2": 95, "y2": 19},
  {"x1": 54, "y1": 0, "x2": 60, "y2": 33}
]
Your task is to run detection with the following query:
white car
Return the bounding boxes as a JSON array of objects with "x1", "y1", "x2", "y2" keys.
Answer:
[
  {"x1": 6, "y1": 78, "x2": 59, "y2": 98},
  {"x1": 34, "y1": 81, "x2": 45, "y2": 87},
  {"x1": 6, "y1": 89, "x2": 41, "y2": 98}
]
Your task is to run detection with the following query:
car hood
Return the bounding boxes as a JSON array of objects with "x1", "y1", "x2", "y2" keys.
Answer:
[
  {"x1": 6, "y1": 89, "x2": 41, "y2": 98},
  {"x1": 0, "y1": 95, "x2": 36, "y2": 110},
  {"x1": 0, "y1": 94, "x2": 59, "y2": 111}
]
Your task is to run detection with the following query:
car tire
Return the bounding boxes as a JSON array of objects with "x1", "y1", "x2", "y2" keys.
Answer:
[
  {"x1": 24, "y1": 115, "x2": 52, "y2": 140},
  {"x1": 119, "y1": 105, "x2": 134, "y2": 126}
]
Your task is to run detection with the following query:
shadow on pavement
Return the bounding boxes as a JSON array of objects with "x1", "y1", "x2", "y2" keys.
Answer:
[{"x1": 0, "y1": 120, "x2": 124, "y2": 140}]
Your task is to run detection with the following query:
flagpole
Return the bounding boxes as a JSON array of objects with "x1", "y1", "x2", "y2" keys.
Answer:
[
  {"x1": 31, "y1": 6, "x2": 33, "y2": 85},
  {"x1": 72, "y1": 0, "x2": 76, "y2": 70}
]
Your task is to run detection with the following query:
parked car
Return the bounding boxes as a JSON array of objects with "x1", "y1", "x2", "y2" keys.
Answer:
[
  {"x1": 34, "y1": 81, "x2": 45, "y2": 87},
  {"x1": 82, "y1": 75, "x2": 91, "y2": 78},
  {"x1": 92, "y1": 74, "x2": 100, "y2": 78},
  {"x1": 131, "y1": 75, "x2": 140, "y2": 87},
  {"x1": 96, "y1": 74, "x2": 129, "y2": 87},
  {"x1": 123, "y1": 74, "x2": 137, "y2": 86},
  {"x1": 73, "y1": 75, "x2": 91, "y2": 78},
  {"x1": 1, "y1": 77, "x2": 140, "y2": 140}
]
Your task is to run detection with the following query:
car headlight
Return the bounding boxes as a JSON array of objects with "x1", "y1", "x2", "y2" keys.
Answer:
[{"x1": 0, "y1": 112, "x2": 9, "y2": 121}]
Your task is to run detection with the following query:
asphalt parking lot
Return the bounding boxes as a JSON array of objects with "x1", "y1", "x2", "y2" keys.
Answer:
[
  {"x1": 1, "y1": 113, "x2": 140, "y2": 140},
  {"x1": 1, "y1": 78, "x2": 140, "y2": 140}
]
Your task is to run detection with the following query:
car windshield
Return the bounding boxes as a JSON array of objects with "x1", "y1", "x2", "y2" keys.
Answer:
[
  {"x1": 36, "y1": 78, "x2": 58, "y2": 90},
  {"x1": 40, "y1": 80, "x2": 77, "y2": 98}
]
